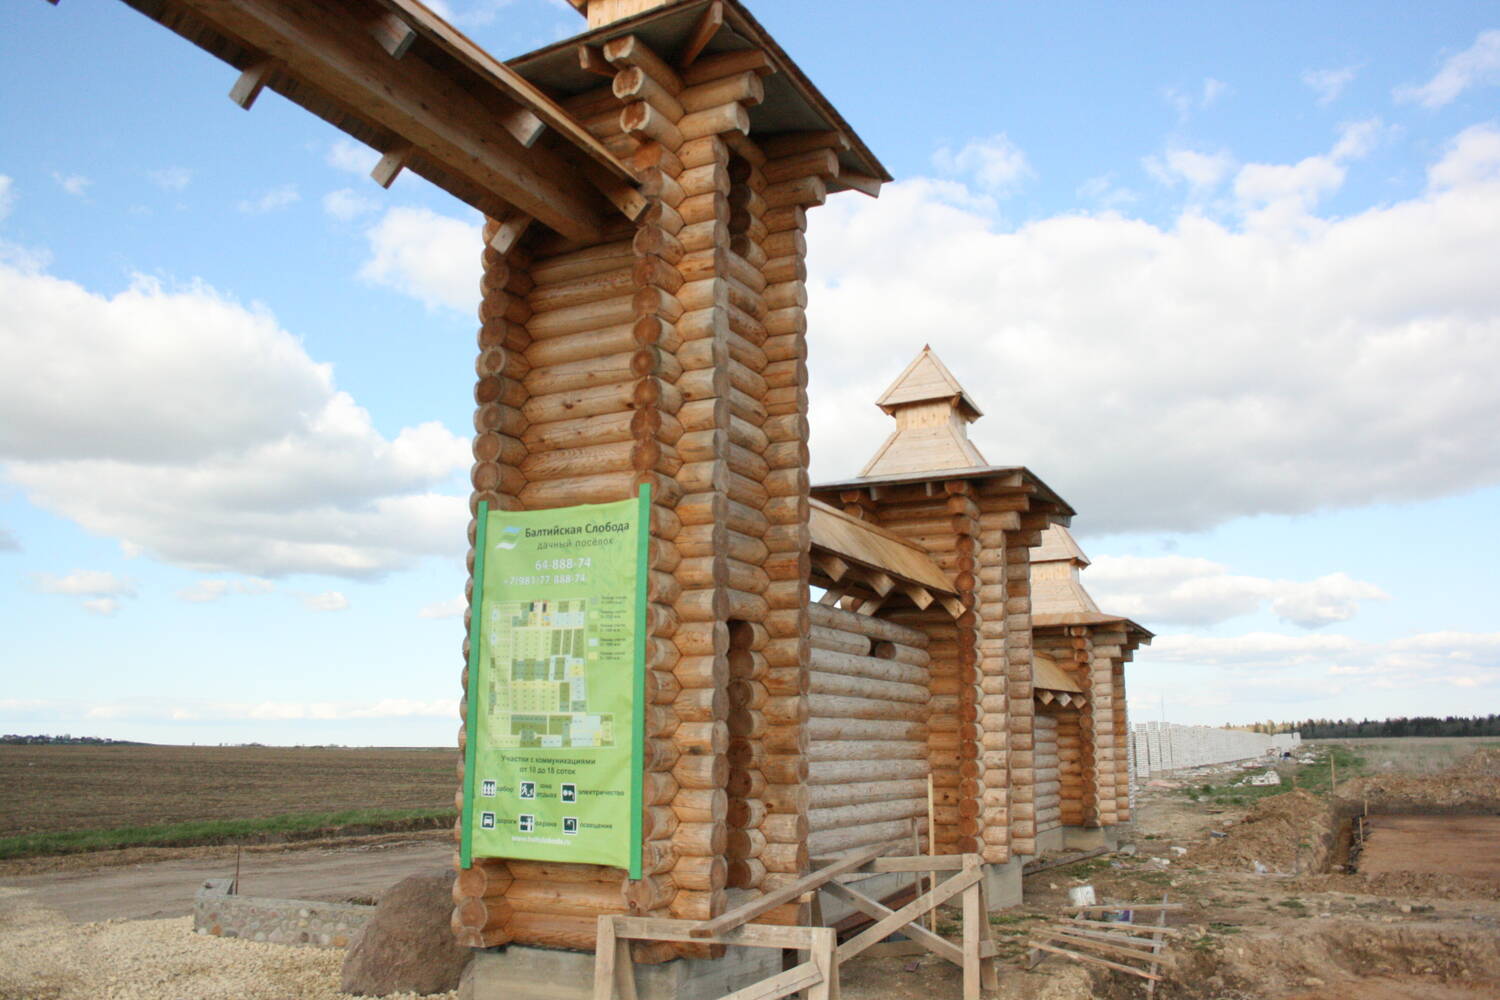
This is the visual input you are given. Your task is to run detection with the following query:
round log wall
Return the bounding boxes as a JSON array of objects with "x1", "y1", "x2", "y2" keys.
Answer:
[
  {"x1": 1032, "y1": 709, "x2": 1061, "y2": 835},
  {"x1": 805, "y1": 602, "x2": 931, "y2": 857}
]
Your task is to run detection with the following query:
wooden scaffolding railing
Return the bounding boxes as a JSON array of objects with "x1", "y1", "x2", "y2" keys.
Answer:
[{"x1": 593, "y1": 840, "x2": 999, "y2": 1000}]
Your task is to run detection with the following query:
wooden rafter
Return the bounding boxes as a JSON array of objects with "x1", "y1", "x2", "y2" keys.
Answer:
[{"x1": 117, "y1": 0, "x2": 643, "y2": 242}]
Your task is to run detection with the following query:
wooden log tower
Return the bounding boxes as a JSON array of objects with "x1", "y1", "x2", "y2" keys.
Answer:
[
  {"x1": 811, "y1": 347, "x2": 1077, "y2": 880},
  {"x1": 449, "y1": 0, "x2": 891, "y2": 961},
  {"x1": 1029, "y1": 525, "x2": 1152, "y2": 848}
]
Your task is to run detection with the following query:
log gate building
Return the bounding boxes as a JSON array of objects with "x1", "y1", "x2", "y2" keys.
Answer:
[{"x1": 84, "y1": 0, "x2": 1154, "y2": 995}]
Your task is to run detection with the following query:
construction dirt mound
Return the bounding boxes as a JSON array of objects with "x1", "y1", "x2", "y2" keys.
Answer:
[
  {"x1": 1160, "y1": 920, "x2": 1500, "y2": 1000},
  {"x1": 1340, "y1": 745, "x2": 1500, "y2": 814},
  {"x1": 1191, "y1": 790, "x2": 1335, "y2": 874}
]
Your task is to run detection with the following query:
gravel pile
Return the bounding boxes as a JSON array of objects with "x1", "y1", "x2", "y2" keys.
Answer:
[{"x1": 0, "y1": 888, "x2": 455, "y2": 1000}]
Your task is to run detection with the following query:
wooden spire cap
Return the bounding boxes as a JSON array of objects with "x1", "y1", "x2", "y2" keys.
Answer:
[
  {"x1": 1029, "y1": 525, "x2": 1102, "y2": 618},
  {"x1": 858, "y1": 346, "x2": 989, "y2": 477}
]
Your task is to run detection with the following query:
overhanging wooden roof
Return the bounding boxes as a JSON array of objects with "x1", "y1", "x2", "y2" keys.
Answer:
[
  {"x1": 813, "y1": 466, "x2": 1076, "y2": 524},
  {"x1": 1032, "y1": 611, "x2": 1155, "y2": 642},
  {"x1": 509, "y1": 0, "x2": 891, "y2": 191},
  {"x1": 809, "y1": 499, "x2": 962, "y2": 617},
  {"x1": 116, "y1": 0, "x2": 642, "y2": 242},
  {"x1": 1032, "y1": 653, "x2": 1083, "y2": 695}
]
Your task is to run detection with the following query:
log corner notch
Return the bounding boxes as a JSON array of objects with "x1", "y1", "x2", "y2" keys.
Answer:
[
  {"x1": 115, "y1": 0, "x2": 644, "y2": 244},
  {"x1": 811, "y1": 347, "x2": 1077, "y2": 868}
]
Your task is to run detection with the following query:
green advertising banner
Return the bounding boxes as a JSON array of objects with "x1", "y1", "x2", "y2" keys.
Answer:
[{"x1": 461, "y1": 488, "x2": 648, "y2": 877}]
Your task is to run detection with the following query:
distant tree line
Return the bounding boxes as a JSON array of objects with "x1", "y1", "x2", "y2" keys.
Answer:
[
  {"x1": 1, "y1": 734, "x2": 146, "y2": 745},
  {"x1": 1228, "y1": 715, "x2": 1500, "y2": 739}
]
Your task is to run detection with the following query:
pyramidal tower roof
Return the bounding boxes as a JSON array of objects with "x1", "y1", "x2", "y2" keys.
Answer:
[
  {"x1": 1029, "y1": 524, "x2": 1102, "y2": 617},
  {"x1": 859, "y1": 346, "x2": 989, "y2": 477}
]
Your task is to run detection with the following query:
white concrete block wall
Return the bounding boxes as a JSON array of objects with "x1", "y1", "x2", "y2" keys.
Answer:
[{"x1": 1128, "y1": 724, "x2": 1295, "y2": 783}]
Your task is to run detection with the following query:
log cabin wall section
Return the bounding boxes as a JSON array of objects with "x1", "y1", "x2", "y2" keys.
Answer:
[{"x1": 453, "y1": 0, "x2": 891, "y2": 957}]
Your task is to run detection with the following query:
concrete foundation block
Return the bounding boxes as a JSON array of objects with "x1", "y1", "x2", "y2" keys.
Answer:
[
  {"x1": 460, "y1": 942, "x2": 784, "y2": 1000},
  {"x1": 1033, "y1": 825, "x2": 1066, "y2": 855},
  {"x1": 981, "y1": 858, "x2": 1024, "y2": 909},
  {"x1": 1062, "y1": 826, "x2": 1111, "y2": 851}
]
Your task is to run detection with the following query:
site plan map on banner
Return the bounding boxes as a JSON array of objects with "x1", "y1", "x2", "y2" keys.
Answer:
[{"x1": 461, "y1": 491, "x2": 647, "y2": 877}]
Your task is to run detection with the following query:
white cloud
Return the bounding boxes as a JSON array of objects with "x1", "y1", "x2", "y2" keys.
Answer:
[
  {"x1": 34, "y1": 569, "x2": 136, "y2": 598},
  {"x1": 1076, "y1": 173, "x2": 1137, "y2": 209},
  {"x1": 358, "y1": 206, "x2": 482, "y2": 312},
  {"x1": 326, "y1": 139, "x2": 380, "y2": 175},
  {"x1": 1087, "y1": 555, "x2": 1388, "y2": 628},
  {"x1": 177, "y1": 577, "x2": 275, "y2": 603},
  {"x1": 1231, "y1": 119, "x2": 1386, "y2": 227},
  {"x1": 418, "y1": 595, "x2": 467, "y2": 619},
  {"x1": 0, "y1": 176, "x2": 14, "y2": 220},
  {"x1": 1395, "y1": 29, "x2": 1500, "y2": 108},
  {"x1": 34, "y1": 570, "x2": 136, "y2": 615},
  {"x1": 322, "y1": 187, "x2": 379, "y2": 221},
  {"x1": 302, "y1": 590, "x2": 350, "y2": 612},
  {"x1": 1164, "y1": 77, "x2": 1229, "y2": 120},
  {"x1": 1144, "y1": 147, "x2": 1235, "y2": 192},
  {"x1": 1427, "y1": 122, "x2": 1500, "y2": 189},
  {"x1": 1302, "y1": 66, "x2": 1357, "y2": 105},
  {"x1": 932, "y1": 134, "x2": 1033, "y2": 196},
  {"x1": 52, "y1": 172, "x2": 91, "y2": 197},
  {"x1": 805, "y1": 122, "x2": 1500, "y2": 534},
  {"x1": 238, "y1": 184, "x2": 300, "y2": 214},
  {"x1": 0, "y1": 262, "x2": 469, "y2": 577},
  {"x1": 148, "y1": 166, "x2": 193, "y2": 191}
]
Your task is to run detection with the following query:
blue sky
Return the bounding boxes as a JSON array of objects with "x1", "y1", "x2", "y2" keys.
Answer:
[{"x1": 2, "y1": 0, "x2": 1497, "y2": 745}]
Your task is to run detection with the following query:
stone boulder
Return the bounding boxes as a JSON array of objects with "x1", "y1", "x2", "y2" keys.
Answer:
[{"x1": 341, "y1": 869, "x2": 472, "y2": 996}]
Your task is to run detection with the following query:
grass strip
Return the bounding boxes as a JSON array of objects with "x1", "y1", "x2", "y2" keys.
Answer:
[{"x1": 0, "y1": 807, "x2": 456, "y2": 860}]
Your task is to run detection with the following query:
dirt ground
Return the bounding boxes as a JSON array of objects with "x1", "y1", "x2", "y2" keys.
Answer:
[
  {"x1": 1357, "y1": 815, "x2": 1500, "y2": 879},
  {"x1": 1, "y1": 738, "x2": 1497, "y2": 1000}
]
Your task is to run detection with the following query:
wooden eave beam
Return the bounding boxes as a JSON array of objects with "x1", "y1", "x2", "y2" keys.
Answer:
[
  {"x1": 378, "y1": 0, "x2": 635, "y2": 183},
  {"x1": 158, "y1": 0, "x2": 615, "y2": 242}
]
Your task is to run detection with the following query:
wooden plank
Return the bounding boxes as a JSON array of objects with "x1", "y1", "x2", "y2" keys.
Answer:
[
  {"x1": 1043, "y1": 924, "x2": 1166, "y2": 950},
  {"x1": 820, "y1": 882, "x2": 963, "y2": 966},
  {"x1": 1042, "y1": 930, "x2": 1160, "y2": 964},
  {"x1": 1067, "y1": 917, "x2": 1182, "y2": 937},
  {"x1": 613, "y1": 916, "x2": 817, "y2": 950},
  {"x1": 676, "y1": 0, "x2": 722, "y2": 69},
  {"x1": 720, "y1": 959, "x2": 823, "y2": 1000},
  {"x1": 837, "y1": 865, "x2": 982, "y2": 962},
  {"x1": 1028, "y1": 942, "x2": 1162, "y2": 981},
  {"x1": 179, "y1": 0, "x2": 608, "y2": 241},
  {"x1": 811, "y1": 856, "x2": 969, "y2": 874},
  {"x1": 689, "y1": 841, "x2": 901, "y2": 939},
  {"x1": 962, "y1": 873, "x2": 980, "y2": 1000}
]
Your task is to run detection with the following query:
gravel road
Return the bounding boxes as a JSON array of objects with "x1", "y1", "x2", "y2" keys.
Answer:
[{"x1": 0, "y1": 837, "x2": 452, "y2": 922}]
